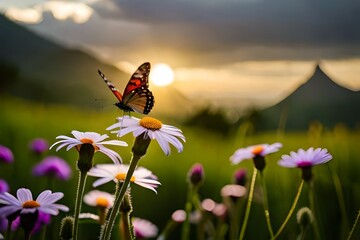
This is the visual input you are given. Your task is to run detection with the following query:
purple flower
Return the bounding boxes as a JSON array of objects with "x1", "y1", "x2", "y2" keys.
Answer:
[
  {"x1": 0, "y1": 179, "x2": 9, "y2": 193},
  {"x1": 0, "y1": 145, "x2": 14, "y2": 163},
  {"x1": 29, "y1": 138, "x2": 49, "y2": 154},
  {"x1": 278, "y1": 147, "x2": 333, "y2": 181},
  {"x1": 0, "y1": 188, "x2": 69, "y2": 218},
  {"x1": 133, "y1": 218, "x2": 158, "y2": 238},
  {"x1": 32, "y1": 156, "x2": 72, "y2": 180}
]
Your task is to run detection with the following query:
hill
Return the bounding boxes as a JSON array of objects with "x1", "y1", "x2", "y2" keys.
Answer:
[
  {"x1": 256, "y1": 64, "x2": 360, "y2": 131},
  {"x1": 0, "y1": 14, "x2": 128, "y2": 107}
]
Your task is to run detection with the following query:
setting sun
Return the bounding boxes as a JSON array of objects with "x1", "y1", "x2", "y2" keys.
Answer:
[{"x1": 150, "y1": 63, "x2": 175, "y2": 87}]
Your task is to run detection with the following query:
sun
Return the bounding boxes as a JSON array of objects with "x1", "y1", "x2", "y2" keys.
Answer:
[{"x1": 150, "y1": 63, "x2": 175, "y2": 87}]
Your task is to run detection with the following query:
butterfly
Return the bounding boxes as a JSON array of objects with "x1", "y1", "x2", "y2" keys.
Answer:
[{"x1": 98, "y1": 62, "x2": 154, "y2": 114}]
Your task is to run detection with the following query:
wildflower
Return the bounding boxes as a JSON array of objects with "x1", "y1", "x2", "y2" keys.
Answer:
[
  {"x1": 212, "y1": 203, "x2": 227, "y2": 219},
  {"x1": 0, "y1": 145, "x2": 14, "y2": 163},
  {"x1": 0, "y1": 188, "x2": 69, "y2": 217},
  {"x1": 230, "y1": 143, "x2": 282, "y2": 171},
  {"x1": 83, "y1": 190, "x2": 114, "y2": 225},
  {"x1": 50, "y1": 130, "x2": 127, "y2": 164},
  {"x1": 0, "y1": 180, "x2": 9, "y2": 193},
  {"x1": 202, "y1": 198, "x2": 216, "y2": 212},
  {"x1": 220, "y1": 184, "x2": 246, "y2": 198},
  {"x1": 88, "y1": 164, "x2": 161, "y2": 193},
  {"x1": 233, "y1": 169, "x2": 247, "y2": 186},
  {"x1": 32, "y1": 156, "x2": 72, "y2": 180},
  {"x1": 107, "y1": 116, "x2": 185, "y2": 156},
  {"x1": 29, "y1": 138, "x2": 49, "y2": 154},
  {"x1": 278, "y1": 147, "x2": 332, "y2": 181},
  {"x1": 171, "y1": 210, "x2": 186, "y2": 223},
  {"x1": 83, "y1": 190, "x2": 114, "y2": 209},
  {"x1": 133, "y1": 217, "x2": 158, "y2": 238},
  {"x1": 187, "y1": 163, "x2": 204, "y2": 187}
]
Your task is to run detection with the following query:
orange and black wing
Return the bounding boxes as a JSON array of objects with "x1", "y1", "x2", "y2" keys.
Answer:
[{"x1": 98, "y1": 69, "x2": 123, "y2": 102}]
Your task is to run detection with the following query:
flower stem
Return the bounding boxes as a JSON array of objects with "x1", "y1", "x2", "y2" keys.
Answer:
[
  {"x1": 73, "y1": 170, "x2": 87, "y2": 240},
  {"x1": 274, "y1": 180, "x2": 304, "y2": 238},
  {"x1": 347, "y1": 209, "x2": 360, "y2": 240},
  {"x1": 101, "y1": 154, "x2": 141, "y2": 240},
  {"x1": 299, "y1": 226, "x2": 308, "y2": 240},
  {"x1": 309, "y1": 181, "x2": 321, "y2": 240},
  {"x1": 181, "y1": 186, "x2": 196, "y2": 240},
  {"x1": 6, "y1": 220, "x2": 12, "y2": 240},
  {"x1": 119, "y1": 214, "x2": 133, "y2": 240},
  {"x1": 239, "y1": 167, "x2": 257, "y2": 240},
  {"x1": 259, "y1": 171, "x2": 274, "y2": 239},
  {"x1": 327, "y1": 163, "x2": 349, "y2": 235}
]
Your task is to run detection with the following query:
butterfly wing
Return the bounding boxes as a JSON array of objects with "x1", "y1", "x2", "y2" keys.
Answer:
[
  {"x1": 98, "y1": 69, "x2": 123, "y2": 102},
  {"x1": 122, "y1": 62, "x2": 154, "y2": 114},
  {"x1": 123, "y1": 62, "x2": 151, "y2": 97},
  {"x1": 124, "y1": 88, "x2": 154, "y2": 114}
]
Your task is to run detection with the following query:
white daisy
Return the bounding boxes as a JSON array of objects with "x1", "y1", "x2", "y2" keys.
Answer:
[
  {"x1": 88, "y1": 164, "x2": 161, "y2": 193},
  {"x1": 107, "y1": 116, "x2": 185, "y2": 156},
  {"x1": 230, "y1": 142, "x2": 282, "y2": 165},
  {"x1": 50, "y1": 130, "x2": 128, "y2": 164},
  {"x1": 83, "y1": 190, "x2": 114, "y2": 209},
  {"x1": 0, "y1": 188, "x2": 69, "y2": 217}
]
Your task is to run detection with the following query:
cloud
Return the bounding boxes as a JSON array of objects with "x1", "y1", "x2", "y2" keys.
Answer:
[
  {"x1": 40, "y1": 1, "x2": 94, "y2": 24},
  {"x1": 5, "y1": 7, "x2": 42, "y2": 24},
  {"x1": 4, "y1": 1, "x2": 94, "y2": 24},
  {"x1": 87, "y1": 0, "x2": 360, "y2": 65}
]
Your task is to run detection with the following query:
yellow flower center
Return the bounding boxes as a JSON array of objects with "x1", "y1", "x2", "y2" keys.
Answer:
[
  {"x1": 96, "y1": 197, "x2": 110, "y2": 208},
  {"x1": 75, "y1": 138, "x2": 99, "y2": 151},
  {"x1": 139, "y1": 117, "x2": 162, "y2": 130},
  {"x1": 115, "y1": 173, "x2": 135, "y2": 182},
  {"x1": 251, "y1": 145, "x2": 264, "y2": 155},
  {"x1": 22, "y1": 200, "x2": 40, "y2": 208}
]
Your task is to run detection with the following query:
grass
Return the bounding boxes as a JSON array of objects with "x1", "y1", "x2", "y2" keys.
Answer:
[{"x1": 1, "y1": 96, "x2": 359, "y2": 239}]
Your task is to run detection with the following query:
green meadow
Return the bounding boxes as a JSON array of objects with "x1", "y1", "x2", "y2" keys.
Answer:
[{"x1": 1, "y1": 96, "x2": 359, "y2": 239}]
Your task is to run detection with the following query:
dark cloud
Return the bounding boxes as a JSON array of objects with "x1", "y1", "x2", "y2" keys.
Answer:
[{"x1": 89, "y1": 0, "x2": 360, "y2": 65}]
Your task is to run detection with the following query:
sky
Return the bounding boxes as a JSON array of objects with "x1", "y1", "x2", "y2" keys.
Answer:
[{"x1": 1, "y1": 0, "x2": 360, "y2": 110}]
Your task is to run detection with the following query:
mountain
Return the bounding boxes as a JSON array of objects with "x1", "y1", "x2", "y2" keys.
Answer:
[
  {"x1": 256, "y1": 64, "x2": 360, "y2": 130},
  {"x1": 0, "y1": 14, "x2": 128, "y2": 107}
]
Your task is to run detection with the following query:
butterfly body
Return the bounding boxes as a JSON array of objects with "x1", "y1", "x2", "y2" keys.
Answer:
[{"x1": 98, "y1": 62, "x2": 154, "y2": 114}]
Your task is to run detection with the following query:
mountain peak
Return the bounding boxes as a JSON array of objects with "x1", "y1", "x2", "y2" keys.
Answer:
[
  {"x1": 288, "y1": 63, "x2": 353, "y2": 104},
  {"x1": 258, "y1": 63, "x2": 360, "y2": 130}
]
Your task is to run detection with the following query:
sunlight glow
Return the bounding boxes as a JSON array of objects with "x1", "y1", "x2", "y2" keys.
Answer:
[
  {"x1": 5, "y1": 7, "x2": 42, "y2": 24},
  {"x1": 150, "y1": 63, "x2": 175, "y2": 87}
]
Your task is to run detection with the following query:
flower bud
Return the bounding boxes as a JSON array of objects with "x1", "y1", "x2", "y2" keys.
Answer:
[
  {"x1": 59, "y1": 216, "x2": 74, "y2": 240},
  {"x1": 77, "y1": 144, "x2": 95, "y2": 173},
  {"x1": 132, "y1": 133, "x2": 151, "y2": 157},
  {"x1": 187, "y1": 163, "x2": 204, "y2": 187},
  {"x1": 0, "y1": 145, "x2": 14, "y2": 163},
  {"x1": 233, "y1": 169, "x2": 247, "y2": 186}
]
